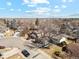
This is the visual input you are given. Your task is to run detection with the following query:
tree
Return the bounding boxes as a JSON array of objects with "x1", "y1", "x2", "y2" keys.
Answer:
[
  {"x1": 10, "y1": 19, "x2": 17, "y2": 30},
  {"x1": 35, "y1": 18, "x2": 39, "y2": 26}
]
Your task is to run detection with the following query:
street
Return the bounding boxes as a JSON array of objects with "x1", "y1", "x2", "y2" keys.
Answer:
[{"x1": 0, "y1": 37, "x2": 53, "y2": 59}]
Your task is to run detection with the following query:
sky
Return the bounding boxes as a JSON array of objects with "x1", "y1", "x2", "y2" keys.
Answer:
[{"x1": 0, "y1": 0, "x2": 79, "y2": 18}]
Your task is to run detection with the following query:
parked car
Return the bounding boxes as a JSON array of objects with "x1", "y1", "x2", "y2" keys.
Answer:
[
  {"x1": 48, "y1": 37, "x2": 67, "y2": 47},
  {"x1": 21, "y1": 49, "x2": 30, "y2": 57}
]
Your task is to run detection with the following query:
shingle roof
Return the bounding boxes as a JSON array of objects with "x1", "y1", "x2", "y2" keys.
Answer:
[{"x1": 67, "y1": 43, "x2": 79, "y2": 57}]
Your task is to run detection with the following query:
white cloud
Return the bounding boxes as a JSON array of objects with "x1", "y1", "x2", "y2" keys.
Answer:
[
  {"x1": 62, "y1": 0, "x2": 67, "y2": 2},
  {"x1": 55, "y1": 5, "x2": 59, "y2": 8},
  {"x1": 53, "y1": 9, "x2": 61, "y2": 13},
  {"x1": 23, "y1": 0, "x2": 29, "y2": 3},
  {"x1": 25, "y1": 7, "x2": 50, "y2": 15},
  {"x1": 51, "y1": 9, "x2": 61, "y2": 17},
  {"x1": 69, "y1": 0, "x2": 73, "y2": 2},
  {"x1": 27, "y1": 4, "x2": 36, "y2": 7},
  {"x1": 62, "y1": 5, "x2": 67, "y2": 8},
  {"x1": 31, "y1": 0, "x2": 49, "y2": 4},
  {"x1": 23, "y1": 0, "x2": 49, "y2": 4},
  {"x1": 6, "y1": 2, "x2": 12, "y2": 6},
  {"x1": 25, "y1": 11, "x2": 32, "y2": 12},
  {"x1": 33, "y1": 8, "x2": 50, "y2": 14},
  {"x1": 62, "y1": 0, "x2": 73, "y2": 3},
  {"x1": 10, "y1": 9, "x2": 14, "y2": 11}
]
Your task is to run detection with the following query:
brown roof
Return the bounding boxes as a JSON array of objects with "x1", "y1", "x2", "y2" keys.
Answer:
[
  {"x1": 0, "y1": 46, "x2": 5, "y2": 49},
  {"x1": 67, "y1": 43, "x2": 79, "y2": 57}
]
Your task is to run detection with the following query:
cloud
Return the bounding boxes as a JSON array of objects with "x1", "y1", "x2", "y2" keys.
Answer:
[
  {"x1": 55, "y1": 5, "x2": 59, "y2": 8},
  {"x1": 69, "y1": 0, "x2": 73, "y2": 2},
  {"x1": 6, "y1": 2, "x2": 12, "y2": 6},
  {"x1": 61, "y1": 5, "x2": 67, "y2": 8},
  {"x1": 54, "y1": 5, "x2": 67, "y2": 9},
  {"x1": 53, "y1": 9, "x2": 61, "y2": 13},
  {"x1": 50, "y1": 9, "x2": 62, "y2": 17},
  {"x1": 27, "y1": 4, "x2": 36, "y2": 7},
  {"x1": 31, "y1": 0, "x2": 49, "y2": 4},
  {"x1": 25, "y1": 11, "x2": 32, "y2": 12},
  {"x1": 23, "y1": 0, "x2": 29, "y2": 3},
  {"x1": 33, "y1": 7, "x2": 50, "y2": 15},
  {"x1": 23, "y1": 0, "x2": 49, "y2": 4},
  {"x1": 62, "y1": 0, "x2": 73, "y2": 3},
  {"x1": 25, "y1": 7, "x2": 50, "y2": 15},
  {"x1": 10, "y1": 9, "x2": 14, "y2": 11},
  {"x1": 62, "y1": 0, "x2": 67, "y2": 2},
  {"x1": 54, "y1": 5, "x2": 61, "y2": 13}
]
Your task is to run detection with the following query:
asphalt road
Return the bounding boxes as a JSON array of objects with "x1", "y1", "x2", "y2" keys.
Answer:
[
  {"x1": 0, "y1": 37, "x2": 53, "y2": 59},
  {"x1": 0, "y1": 37, "x2": 25, "y2": 49}
]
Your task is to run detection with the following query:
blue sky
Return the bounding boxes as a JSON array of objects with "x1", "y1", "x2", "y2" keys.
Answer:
[{"x1": 0, "y1": 0, "x2": 79, "y2": 18}]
